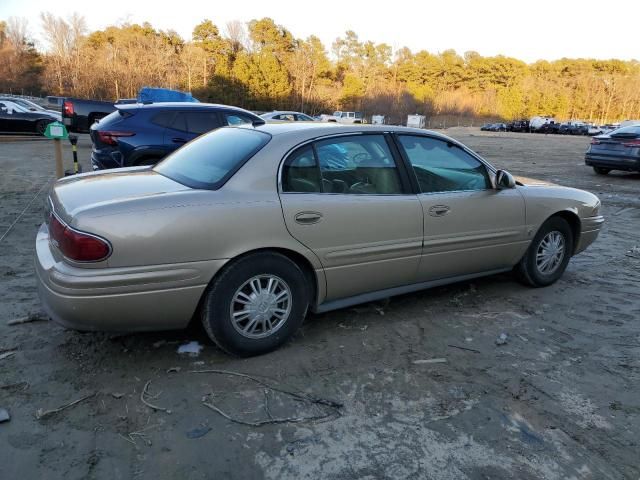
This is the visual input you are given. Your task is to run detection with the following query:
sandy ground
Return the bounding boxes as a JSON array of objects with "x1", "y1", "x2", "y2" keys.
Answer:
[{"x1": 0, "y1": 129, "x2": 638, "y2": 479}]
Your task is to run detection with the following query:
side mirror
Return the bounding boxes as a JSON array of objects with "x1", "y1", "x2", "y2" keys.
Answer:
[{"x1": 495, "y1": 170, "x2": 516, "y2": 189}]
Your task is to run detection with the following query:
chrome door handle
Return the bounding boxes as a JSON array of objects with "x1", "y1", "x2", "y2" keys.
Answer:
[
  {"x1": 428, "y1": 205, "x2": 450, "y2": 217},
  {"x1": 295, "y1": 211, "x2": 323, "y2": 224}
]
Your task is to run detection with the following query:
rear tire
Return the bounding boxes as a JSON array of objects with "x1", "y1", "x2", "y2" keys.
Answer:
[
  {"x1": 201, "y1": 252, "x2": 310, "y2": 357},
  {"x1": 515, "y1": 217, "x2": 573, "y2": 287},
  {"x1": 593, "y1": 167, "x2": 611, "y2": 175},
  {"x1": 35, "y1": 120, "x2": 48, "y2": 136}
]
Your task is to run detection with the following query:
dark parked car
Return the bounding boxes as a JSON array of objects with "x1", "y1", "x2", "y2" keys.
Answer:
[
  {"x1": 481, "y1": 123, "x2": 506, "y2": 132},
  {"x1": 536, "y1": 122, "x2": 560, "y2": 134},
  {"x1": 0, "y1": 100, "x2": 58, "y2": 135},
  {"x1": 90, "y1": 102, "x2": 265, "y2": 170},
  {"x1": 569, "y1": 124, "x2": 589, "y2": 136},
  {"x1": 62, "y1": 97, "x2": 117, "y2": 133},
  {"x1": 507, "y1": 120, "x2": 530, "y2": 132},
  {"x1": 585, "y1": 125, "x2": 640, "y2": 174}
]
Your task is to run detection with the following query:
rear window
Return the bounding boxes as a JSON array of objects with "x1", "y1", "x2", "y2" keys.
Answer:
[
  {"x1": 154, "y1": 127, "x2": 271, "y2": 190},
  {"x1": 611, "y1": 125, "x2": 640, "y2": 136}
]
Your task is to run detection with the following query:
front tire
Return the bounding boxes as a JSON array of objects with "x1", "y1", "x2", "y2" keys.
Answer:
[
  {"x1": 201, "y1": 252, "x2": 310, "y2": 356},
  {"x1": 516, "y1": 217, "x2": 573, "y2": 287},
  {"x1": 593, "y1": 166, "x2": 611, "y2": 175}
]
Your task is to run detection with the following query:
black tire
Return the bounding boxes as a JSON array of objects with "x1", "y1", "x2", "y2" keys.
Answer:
[
  {"x1": 201, "y1": 252, "x2": 310, "y2": 356},
  {"x1": 35, "y1": 120, "x2": 48, "y2": 136},
  {"x1": 515, "y1": 217, "x2": 573, "y2": 287},
  {"x1": 593, "y1": 167, "x2": 611, "y2": 175}
]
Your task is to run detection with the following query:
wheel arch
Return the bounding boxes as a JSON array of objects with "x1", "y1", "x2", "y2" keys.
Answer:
[
  {"x1": 192, "y1": 246, "x2": 322, "y2": 325},
  {"x1": 547, "y1": 210, "x2": 581, "y2": 255}
]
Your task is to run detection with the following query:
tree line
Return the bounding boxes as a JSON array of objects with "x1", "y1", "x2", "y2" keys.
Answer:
[{"x1": 1, "y1": 14, "x2": 639, "y2": 124}]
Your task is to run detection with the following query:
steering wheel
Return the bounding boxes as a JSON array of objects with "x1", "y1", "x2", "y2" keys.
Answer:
[{"x1": 352, "y1": 152, "x2": 372, "y2": 164}]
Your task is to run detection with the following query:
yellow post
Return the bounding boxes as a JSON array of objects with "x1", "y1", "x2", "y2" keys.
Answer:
[{"x1": 54, "y1": 138, "x2": 63, "y2": 179}]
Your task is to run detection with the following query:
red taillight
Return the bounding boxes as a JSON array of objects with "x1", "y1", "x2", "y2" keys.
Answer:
[
  {"x1": 622, "y1": 139, "x2": 640, "y2": 147},
  {"x1": 97, "y1": 130, "x2": 135, "y2": 146},
  {"x1": 590, "y1": 138, "x2": 600, "y2": 145},
  {"x1": 63, "y1": 100, "x2": 74, "y2": 116},
  {"x1": 49, "y1": 214, "x2": 111, "y2": 262}
]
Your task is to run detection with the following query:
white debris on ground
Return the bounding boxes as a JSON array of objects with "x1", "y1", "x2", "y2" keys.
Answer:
[{"x1": 177, "y1": 341, "x2": 203, "y2": 356}]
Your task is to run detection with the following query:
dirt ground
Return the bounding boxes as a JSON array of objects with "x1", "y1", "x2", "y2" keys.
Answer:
[{"x1": 0, "y1": 129, "x2": 638, "y2": 480}]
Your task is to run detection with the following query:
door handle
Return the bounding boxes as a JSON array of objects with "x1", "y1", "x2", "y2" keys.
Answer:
[
  {"x1": 428, "y1": 205, "x2": 450, "y2": 217},
  {"x1": 295, "y1": 211, "x2": 323, "y2": 224},
  {"x1": 172, "y1": 137, "x2": 187, "y2": 144}
]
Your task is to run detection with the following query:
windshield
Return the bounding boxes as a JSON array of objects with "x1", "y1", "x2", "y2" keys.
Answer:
[{"x1": 154, "y1": 127, "x2": 271, "y2": 190}]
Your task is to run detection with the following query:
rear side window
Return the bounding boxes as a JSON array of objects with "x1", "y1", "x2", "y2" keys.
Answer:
[
  {"x1": 225, "y1": 113, "x2": 253, "y2": 126},
  {"x1": 170, "y1": 113, "x2": 188, "y2": 132},
  {"x1": 154, "y1": 128, "x2": 271, "y2": 190},
  {"x1": 186, "y1": 111, "x2": 223, "y2": 135},
  {"x1": 151, "y1": 111, "x2": 175, "y2": 128},
  {"x1": 282, "y1": 146, "x2": 321, "y2": 193}
]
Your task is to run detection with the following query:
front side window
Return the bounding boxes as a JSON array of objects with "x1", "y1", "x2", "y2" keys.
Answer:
[
  {"x1": 282, "y1": 135, "x2": 403, "y2": 194},
  {"x1": 398, "y1": 135, "x2": 491, "y2": 193},
  {"x1": 154, "y1": 127, "x2": 270, "y2": 190}
]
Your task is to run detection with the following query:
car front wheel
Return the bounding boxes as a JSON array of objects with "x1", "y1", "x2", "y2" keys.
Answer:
[
  {"x1": 515, "y1": 217, "x2": 573, "y2": 287},
  {"x1": 593, "y1": 167, "x2": 611, "y2": 175},
  {"x1": 201, "y1": 252, "x2": 310, "y2": 356}
]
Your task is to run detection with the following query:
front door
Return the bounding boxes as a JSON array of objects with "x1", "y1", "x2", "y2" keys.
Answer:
[
  {"x1": 279, "y1": 134, "x2": 423, "y2": 301},
  {"x1": 395, "y1": 134, "x2": 527, "y2": 281}
]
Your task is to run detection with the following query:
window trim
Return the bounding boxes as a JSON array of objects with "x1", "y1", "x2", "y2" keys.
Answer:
[
  {"x1": 391, "y1": 133, "x2": 497, "y2": 195},
  {"x1": 278, "y1": 132, "x2": 414, "y2": 196}
]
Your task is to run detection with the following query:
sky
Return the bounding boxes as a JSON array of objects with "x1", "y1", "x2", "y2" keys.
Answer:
[{"x1": 1, "y1": 0, "x2": 638, "y2": 63}]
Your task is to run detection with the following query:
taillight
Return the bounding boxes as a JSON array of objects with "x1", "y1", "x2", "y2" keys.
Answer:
[
  {"x1": 622, "y1": 139, "x2": 640, "y2": 147},
  {"x1": 49, "y1": 214, "x2": 111, "y2": 262},
  {"x1": 97, "y1": 131, "x2": 135, "y2": 146},
  {"x1": 63, "y1": 100, "x2": 74, "y2": 116},
  {"x1": 590, "y1": 138, "x2": 600, "y2": 145}
]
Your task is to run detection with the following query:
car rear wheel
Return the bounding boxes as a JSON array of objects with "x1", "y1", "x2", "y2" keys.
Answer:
[
  {"x1": 515, "y1": 217, "x2": 573, "y2": 287},
  {"x1": 35, "y1": 120, "x2": 48, "y2": 136},
  {"x1": 593, "y1": 167, "x2": 611, "y2": 175},
  {"x1": 201, "y1": 252, "x2": 310, "y2": 356}
]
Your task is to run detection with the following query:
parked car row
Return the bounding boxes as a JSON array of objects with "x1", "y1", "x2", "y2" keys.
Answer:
[{"x1": 480, "y1": 123, "x2": 507, "y2": 132}]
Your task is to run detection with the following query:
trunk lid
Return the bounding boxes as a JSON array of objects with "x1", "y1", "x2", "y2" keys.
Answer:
[{"x1": 49, "y1": 168, "x2": 190, "y2": 225}]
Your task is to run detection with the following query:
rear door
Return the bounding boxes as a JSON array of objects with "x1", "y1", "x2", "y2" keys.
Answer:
[
  {"x1": 279, "y1": 133, "x2": 423, "y2": 301},
  {"x1": 395, "y1": 134, "x2": 527, "y2": 281}
]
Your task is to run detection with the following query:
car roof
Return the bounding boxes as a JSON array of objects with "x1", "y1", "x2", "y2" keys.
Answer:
[
  {"x1": 117, "y1": 102, "x2": 256, "y2": 112},
  {"x1": 250, "y1": 122, "x2": 453, "y2": 140}
]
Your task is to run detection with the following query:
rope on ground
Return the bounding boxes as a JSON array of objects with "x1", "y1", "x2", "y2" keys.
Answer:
[{"x1": 0, "y1": 177, "x2": 52, "y2": 244}]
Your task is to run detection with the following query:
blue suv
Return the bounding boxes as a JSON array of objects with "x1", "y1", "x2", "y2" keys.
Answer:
[{"x1": 90, "y1": 102, "x2": 264, "y2": 170}]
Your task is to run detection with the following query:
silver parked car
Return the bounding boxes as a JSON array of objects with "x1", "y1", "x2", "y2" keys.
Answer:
[
  {"x1": 260, "y1": 111, "x2": 317, "y2": 122},
  {"x1": 36, "y1": 124, "x2": 604, "y2": 356}
]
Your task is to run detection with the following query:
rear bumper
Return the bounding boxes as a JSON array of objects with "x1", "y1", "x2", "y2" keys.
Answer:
[
  {"x1": 575, "y1": 215, "x2": 605, "y2": 254},
  {"x1": 35, "y1": 223, "x2": 227, "y2": 332},
  {"x1": 585, "y1": 153, "x2": 640, "y2": 171},
  {"x1": 91, "y1": 150, "x2": 122, "y2": 170}
]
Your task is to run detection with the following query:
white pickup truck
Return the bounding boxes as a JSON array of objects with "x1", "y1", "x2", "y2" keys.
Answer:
[{"x1": 322, "y1": 111, "x2": 365, "y2": 124}]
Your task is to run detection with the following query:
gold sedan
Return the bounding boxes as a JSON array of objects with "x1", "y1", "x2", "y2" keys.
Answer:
[{"x1": 35, "y1": 123, "x2": 604, "y2": 356}]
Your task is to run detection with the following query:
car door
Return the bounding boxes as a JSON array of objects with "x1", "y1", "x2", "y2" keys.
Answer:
[
  {"x1": 279, "y1": 133, "x2": 423, "y2": 301},
  {"x1": 395, "y1": 134, "x2": 527, "y2": 281},
  {"x1": 163, "y1": 111, "x2": 192, "y2": 152}
]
